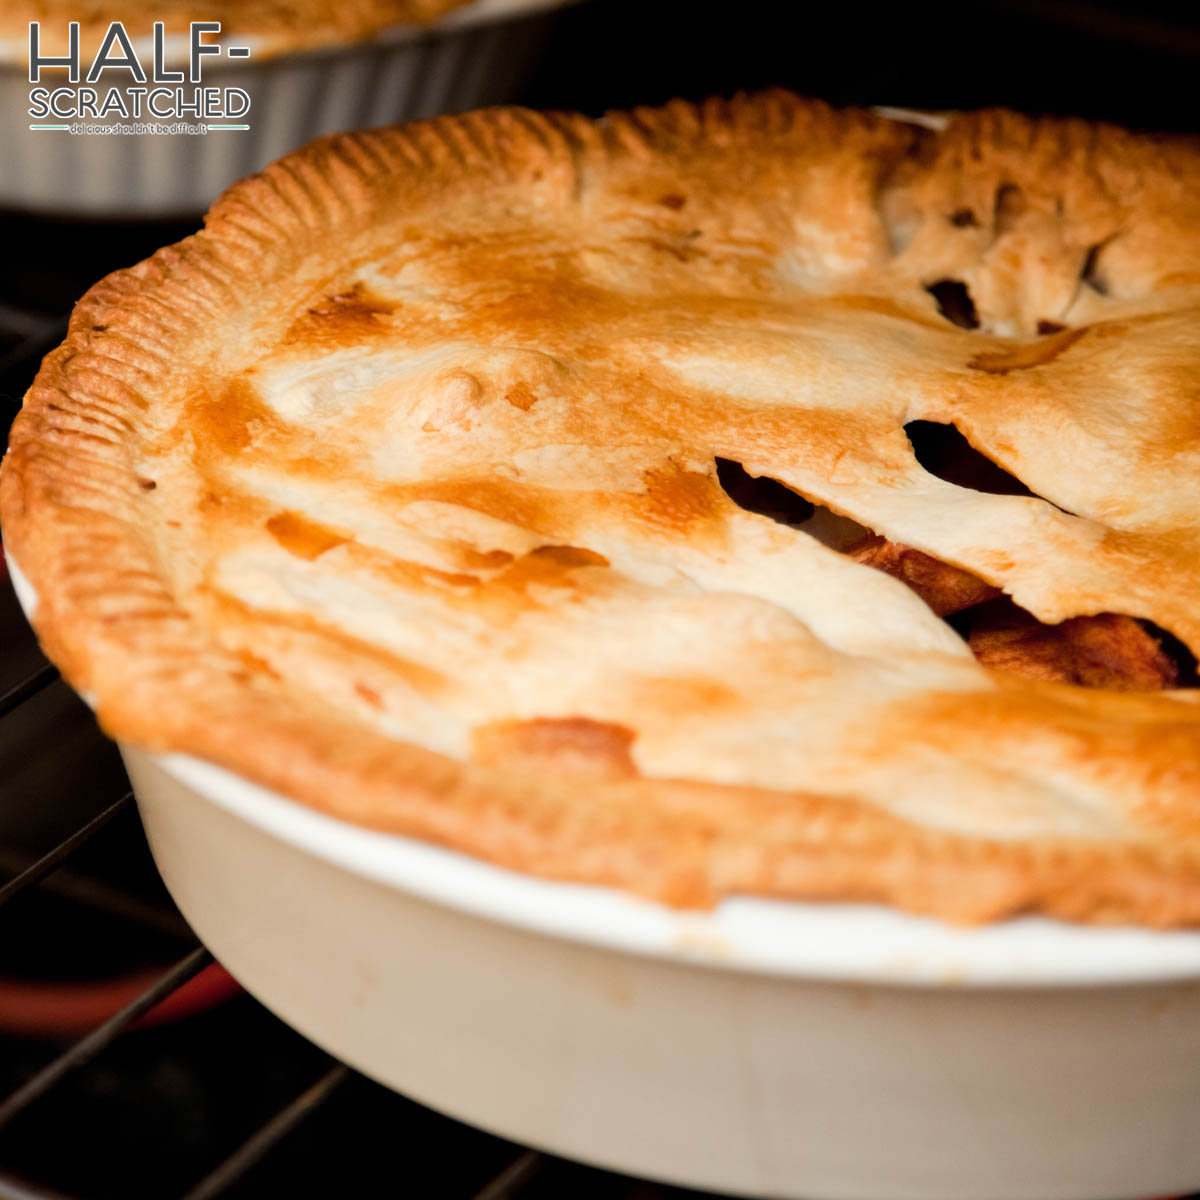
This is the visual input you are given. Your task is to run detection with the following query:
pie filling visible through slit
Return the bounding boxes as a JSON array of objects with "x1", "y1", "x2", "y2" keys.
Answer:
[
  {"x1": 716, "y1": 456, "x2": 1187, "y2": 687},
  {"x1": 7, "y1": 92, "x2": 1200, "y2": 926}
]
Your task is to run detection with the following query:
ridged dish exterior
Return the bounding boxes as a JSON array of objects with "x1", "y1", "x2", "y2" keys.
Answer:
[{"x1": 0, "y1": 16, "x2": 547, "y2": 217}]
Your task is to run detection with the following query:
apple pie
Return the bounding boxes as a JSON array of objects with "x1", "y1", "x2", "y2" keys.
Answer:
[{"x1": 6, "y1": 92, "x2": 1200, "y2": 924}]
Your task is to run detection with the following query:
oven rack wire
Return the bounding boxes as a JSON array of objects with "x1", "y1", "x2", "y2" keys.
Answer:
[
  {"x1": 0, "y1": 655, "x2": 555, "y2": 1200},
  {"x1": 3, "y1": 628, "x2": 728, "y2": 1200}
]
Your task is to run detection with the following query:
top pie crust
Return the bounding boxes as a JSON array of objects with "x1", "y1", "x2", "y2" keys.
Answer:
[{"x1": 6, "y1": 92, "x2": 1200, "y2": 925}]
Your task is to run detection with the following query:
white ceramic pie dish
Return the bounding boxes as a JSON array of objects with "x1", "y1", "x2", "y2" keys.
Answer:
[
  {"x1": 8, "y1": 555, "x2": 1200, "y2": 1200},
  {"x1": 0, "y1": 0, "x2": 566, "y2": 218}
]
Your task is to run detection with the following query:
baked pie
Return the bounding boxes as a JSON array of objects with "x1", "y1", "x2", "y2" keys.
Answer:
[
  {"x1": 6, "y1": 92, "x2": 1200, "y2": 925},
  {"x1": 2, "y1": 0, "x2": 474, "y2": 58}
]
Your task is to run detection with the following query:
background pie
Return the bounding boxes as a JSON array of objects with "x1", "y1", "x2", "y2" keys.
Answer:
[{"x1": 1, "y1": 0, "x2": 475, "y2": 60}]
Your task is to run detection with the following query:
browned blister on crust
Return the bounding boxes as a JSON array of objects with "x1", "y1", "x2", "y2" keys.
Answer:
[{"x1": 6, "y1": 93, "x2": 1200, "y2": 926}]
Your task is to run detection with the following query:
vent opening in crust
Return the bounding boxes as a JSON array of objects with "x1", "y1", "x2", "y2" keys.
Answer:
[
  {"x1": 1138, "y1": 619, "x2": 1199, "y2": 688},
  {"x1": 715, "y1": 459, "x2": 869, "y2": 550},
  {"x1": 902, "y1": 420, "x2": 1081, "y2": 516},
  {"x1": 1081, "y1": 243, "x2": 1108, "y2": 296},
  {"x1": 905, "y1": 420, "x2": 1033, "y2": 496},
  {"x1": 715, "y1": 458, "x2": 814, "y2": 527},
  {"x1": 716, "y1": 459, "x2": 996, "y2": 612},
  {"x1": 924, "y1": 279, "x2": 979, "y2": 329},
  {"x1": 716, "y1": 460, "x2": 1191, "y2": 692}
]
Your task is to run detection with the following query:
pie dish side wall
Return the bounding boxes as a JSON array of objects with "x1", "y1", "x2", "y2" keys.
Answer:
[
  {"x1": 127, "y1": 743, "x2": 1200, "y2": 1200},
  {"x1": 8, "y1": 549, "x2": 1200, "y2": 1194},
  {"x1": 10, "y1": 550, "x2": 1200, "y2": 989},
  {"x1": 0, "y1": 0, "x2": 563, "y2": 217}
]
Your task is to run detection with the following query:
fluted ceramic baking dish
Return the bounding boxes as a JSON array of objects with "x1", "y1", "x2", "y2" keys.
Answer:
[
  {"x1": 0, "y1": 0, "x2": 569, "y2": 217},
  {"x1": 8, "y1": 557, "x2": 1200, "y2": 1200}
]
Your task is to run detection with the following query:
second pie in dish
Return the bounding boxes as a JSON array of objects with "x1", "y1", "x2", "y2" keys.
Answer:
[
  {"x1": 0, "y1": 0, "x2": 476, "y2": 60},
  {"x1": 5, "y1": 92, "x2": 1200, "y2": 926}
]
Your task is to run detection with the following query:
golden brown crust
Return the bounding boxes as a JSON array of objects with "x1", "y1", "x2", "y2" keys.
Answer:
[{"x1": 7, "y1": 93, "x2": 1200, "y2": 926}]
